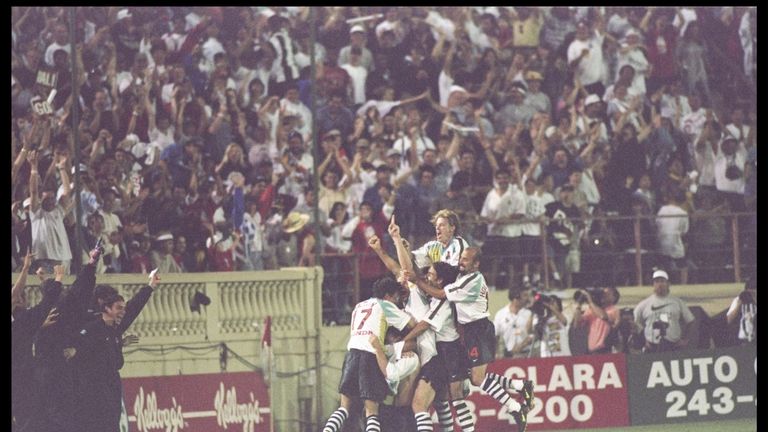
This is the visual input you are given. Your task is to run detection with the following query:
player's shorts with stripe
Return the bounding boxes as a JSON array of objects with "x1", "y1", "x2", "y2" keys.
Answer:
[
  {"x1": 463, "y1": 318, "x2": 496, "y2": 367},
  {"x1": 339, "y1": 349, "x2": 389, "y2": 402},
  {"x1": 417, "y1": 355, "x2": 448, "y2": 395},
  {"x1": 437, "y1": 339, "x2": 470, "y2": 382}
]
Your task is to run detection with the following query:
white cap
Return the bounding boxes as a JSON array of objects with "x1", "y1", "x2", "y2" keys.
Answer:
[
  {"x1": 584, "y1": 94, "x2": 601, "y2": 106},
  {"x1": 350, "y1": 25, "x2": 365, "y2": 34},
  {"x1": 387, "y1": 148, "x2": 401, "y2": 157},
  {"x1": 116, "y1": 9, "x2": 132, "y2": 21},
  {"x1": 544, "y1": 125, "x2": 558, "y2": 139},
  {"x1": 156, "y1": 232, "x2": 174, "y2": 241},
  {"x1": 449, "y1": 85, "x2": 468, "y2": 95},
  {"x1": 652, "y1": 270, "x2": 669, "y2": 280},
  {"x1": 22, "y1": 197, "x2": 32, "y2": 208}
]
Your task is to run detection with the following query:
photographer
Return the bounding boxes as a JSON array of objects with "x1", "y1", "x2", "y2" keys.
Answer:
[
  {"x1": 531, "y1": 293, "x2": 572, "y2": 357},
  {"x1": 493, "y1": 288, "x2": 534, "y2": 358},
  {"x1": 634, "y1": 269, "x2": 695, "y2": 353},
  {"x1": 726, "y1": 277, "x2": 756, "y2": 344},
  {"x1": 573, "y1": 286, "x2": 620, "y2": 354}
]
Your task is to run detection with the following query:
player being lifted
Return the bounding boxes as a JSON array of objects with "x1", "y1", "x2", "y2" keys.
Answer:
[
  {"x1": 412, "y1": 209, "x2": 469, "y2": 269},
  {"x1": 322, "y1": 277, "x2": 417, "y2": 432},
  {"x1": 407, "y1": 246, "x2": 535, "y2": 431}
]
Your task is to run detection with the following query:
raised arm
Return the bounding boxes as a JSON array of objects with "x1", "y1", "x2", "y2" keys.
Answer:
[{"x1": 368, "y1": 234, "x2": 401, "y2": 277}]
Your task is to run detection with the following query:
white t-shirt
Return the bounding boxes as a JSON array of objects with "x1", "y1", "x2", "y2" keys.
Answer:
[
  {"x1": 444, "y1": 271, "x2": 490, "y2": 324},
  {"x1": 347, "y1": 298, "x2": 412, "y2": 354},
  {"x1": 391, "y1": 134, "x2": 435, "y2": 162},
  {"x1": 341, "y1": 63, "x2": 368, "y2": 105},
  {"x1": 438, "y1": 70, "x2": 454, "y2": 108},
  {"x1": 30, "y1": 204, "x2": 73, "y2": 261},
  {"x1": 655, "y1": 204, "x2": 689, "y2": 259},
  {"x1": 536, "y1": 313, "x2": 572, "y2": 357},
  {"x1": 521, "y1": 189, "x2": 554, "y2": 236},
  {"x1": 567, "y1": 32, "x2": 606, "y2": 86},
  {"x1": 481, "y1": 186, "x2": 526, "y2": 237},
  {"x1": 713, "y1": 148, "x2": 746, "y2": 194},
  {"x1": 493, "y1": 305, "x2": 532, "y2": 353},
  {"x1": 727, "y1": 297, "x2": 756, "y2": 342}
]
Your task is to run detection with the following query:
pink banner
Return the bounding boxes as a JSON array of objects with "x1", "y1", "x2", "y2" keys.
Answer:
[
  {"x1": 122, "y1": 371, "x2": 271, "y2": 432},
  {"x1": 468, "y1": 353, "x2": 630, "y2": 430}
]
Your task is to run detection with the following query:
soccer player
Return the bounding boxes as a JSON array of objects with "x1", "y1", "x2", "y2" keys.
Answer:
[
  {"x1": 322, "y1": 277, "x2": 416, "y2": 432},
  {"x1": 410, "y1": 247, "x2": 534, "y2": 431},
  {"x1": 411, "y1": 209, "x2": 470, "y2": 268}
]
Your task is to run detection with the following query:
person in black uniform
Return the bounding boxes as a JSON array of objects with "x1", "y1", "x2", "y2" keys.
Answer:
[
  {"x1": 72, "y1": 269, "x2": 159, "y2": 432},
  {"x1": 31, "y1": 242, "x2": 104, "y2": 432},
  {"x1": 12, "y1": 251, "x2": 62, "y2": 431}
]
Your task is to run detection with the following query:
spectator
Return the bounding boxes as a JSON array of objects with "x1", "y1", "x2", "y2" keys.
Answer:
[
  {"x1": 523, "y1": 70, "x2": 551, "y2": 115},
  {"x1": 655, "y1": 190, "x2": 690, "y2": 284},
  {"x1": 675, "y1": 22, "x2": 712, "y2": 104},
  {"x1": 28, "y1": 151, "x2": 74, "y2": 274},
  {"x1": 615, "y1": 29, "x2": 650, "y2": 98},
  {"x1": 544, "y1": 184, "x2": 583, "y2": 288},
  {"x1": 151, "y1": 231, "x2": 183, "y2": 273},
  {"x1": 339, "y1": 25, "x2": 374, "y2": 72},
  {"x1": 567, "y1": 20, "x2": 607, "y2": 96},
  {"x1": 572, "y1": 286, "x2": 621, "y2": 354},
  {"x1": 341, "y1": 201, "x2": 390, "y2": 300},
  {"x1": 634, "y1": 269, "x2": 695, "y2": 352},
  {"x1": 493, "y1": 288, "x2": 533, "y2": 358},
  {"x1": 642, "y1": 9, "x2": 679, "y2": 95},
  {"x1": 726, "y1": 277, "x2": 757, "y2": 344},
  {"x1": 480, "y1": 168, "x2": 526, "y2": 289},
  {"x1": 534, "y1": 294, "x2": 572, "y2": 357}
]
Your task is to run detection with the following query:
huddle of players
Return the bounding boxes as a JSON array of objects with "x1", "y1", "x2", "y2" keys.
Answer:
[{"x1": 323, "y1": 209, "x2": 534, "y2": 432}]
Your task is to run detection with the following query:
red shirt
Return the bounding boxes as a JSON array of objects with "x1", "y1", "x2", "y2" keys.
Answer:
[
  {"x1": 350, "y1": 212, "x2": 388, "y2": 279},
  {"x1": 646, "y1": 27, "x2": 678, "y2": 79}
]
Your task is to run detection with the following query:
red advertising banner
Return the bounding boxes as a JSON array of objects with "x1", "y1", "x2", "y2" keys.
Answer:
[
  {"x1": 467, "y1": 353, "x2": 630, "y2": 430},
  {"x1": 122, "y1": 371, "x2": 271, "y2": 432}
]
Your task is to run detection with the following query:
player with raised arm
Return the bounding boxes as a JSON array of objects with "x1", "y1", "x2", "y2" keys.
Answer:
[{"x1": 412, "y1": 209, "x2": 470, "y2": 268}]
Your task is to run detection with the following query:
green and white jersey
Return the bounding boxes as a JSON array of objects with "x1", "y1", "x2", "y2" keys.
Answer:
[
  {"x1": 444, "y1": 272, "x2": 490, "y2": 324},
  {"x1": 412, "y1": 236, "x2": 469, "y2": 268},
  {"x1": 347, "y1": 297, "x2": 411, "y2": 354}
]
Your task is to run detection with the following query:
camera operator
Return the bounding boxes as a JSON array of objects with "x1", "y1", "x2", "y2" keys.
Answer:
[
  {"x1": 610, "y1": 307, "x2": 644, "y2": 354},
  {"x1": 573, "y1": 286, "x2": 620, "y2": 354},
  {"x1": 726, "y1": 277, "x2": 756, "y2": 344},
  {"x1": 531, "y1": 293, "x2": 572, "y2": 357},
  {"x1": 493, "y1": 288, "x2": 534, "y2": 358},
  {"x1": 634, "y1": 270, "x2": 695, "y2": 353}
]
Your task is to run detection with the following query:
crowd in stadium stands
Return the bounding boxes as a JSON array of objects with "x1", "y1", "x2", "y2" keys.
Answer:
[{"x1": 11, "y1": 7, "x2": 756, "y2": 295}]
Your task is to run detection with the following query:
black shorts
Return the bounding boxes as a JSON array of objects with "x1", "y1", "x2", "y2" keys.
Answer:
[
  {"x1": 521, "y1": 234, "x2": 543, "y2": 263},
  {"x1": 463, "y1": 318, "x2": 496, "y2": 367},
  {"x1": 338, "y1": 349, "x2": 389, "y2": 402},
  {"x1": 417, "y1": 356, "x2": 448, "y2": 396},
  {"x1": 437, "y1": 339, "x2": 469, "y2": 382}
]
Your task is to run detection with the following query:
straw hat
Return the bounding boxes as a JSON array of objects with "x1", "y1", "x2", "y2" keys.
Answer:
[{"x1": 282, "y1": 212, "x2": 310, "y2": 234}]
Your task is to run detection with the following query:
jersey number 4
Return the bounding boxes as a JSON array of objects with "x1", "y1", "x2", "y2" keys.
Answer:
[{"x1": 352, "y1": 308, "x2": 373, "y2": 330}]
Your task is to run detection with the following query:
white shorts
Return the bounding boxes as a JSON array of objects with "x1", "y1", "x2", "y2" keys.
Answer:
[{"x1": 385, "y1": 354, "x2": 420, "y2": 394}]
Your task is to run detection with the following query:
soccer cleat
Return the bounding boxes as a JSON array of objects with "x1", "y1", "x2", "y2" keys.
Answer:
[
  {"x1": 510, "y1": 403, "x2": 529, "y2": 432},
  {"x1": 519, "y1": 379, "x2": 535, "y2": 409}
]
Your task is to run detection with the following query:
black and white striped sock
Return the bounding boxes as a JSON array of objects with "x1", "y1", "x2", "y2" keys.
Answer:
[
  {"x1": 415, "y1": 411, "x2": 433, "y2": 432},
  {"x1": 485, "y1": 372, "x2": 524, "y2": 391},
  {"x1": 452, "y1": 399, "x2": 475, "y2": 432},
  {"x1": 322, "y1": 407, "x2": 348, "y2": 432},
  {"x1": 435, "y1": 400, "x2": 454, "y2": 431},
  {"x1": 482, "y1": 374, "x2": 521, "y2": 411},
  {"x1": 366, "y1": 414, "x2": 381, "y2": 432}
]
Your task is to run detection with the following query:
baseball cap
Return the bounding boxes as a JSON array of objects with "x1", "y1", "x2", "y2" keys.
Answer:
[
  {"x1": 544, "y1": 125, "x2": 558, "y2": 139},
  {"x1": 22, "y1": 197, "x2": 32, "y2": 208},
  {"x1": 387, "y1": 148, "x2": 401, "y2": 157},
  {"x1": 584, "y1": 94, "x2": 601, "y2": 106},
  {"x1": 652, "y1": 270, "x2": 669, "y2": 280},
  {"x1": 510, "y1": 82, "x2": 527, "y2": 95},
  {"x1": 350, "y1": 25, "x2": 365, "y2": 34},
  {"x1": 323, "y1": 129, "x2": 341, "y2": 140}
]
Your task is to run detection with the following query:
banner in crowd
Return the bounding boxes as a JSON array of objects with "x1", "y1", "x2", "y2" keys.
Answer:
[
  {"x1": 122, "y1": 371, "x2": 271, "y2": 432},
  {"x1": 468, "y1": 353, "x2": 630, "y2": 430},
  {"x1": 626, "y1": 344, "x2": 757, "y2": 425}
]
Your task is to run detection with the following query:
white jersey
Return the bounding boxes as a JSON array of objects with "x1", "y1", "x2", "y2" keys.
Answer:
[
  {"x1": 347, "y1": 298, "x2": 412, "y2": 354},
  {"x1": 424, "y1": 297, "x2": 460, "y2": 343},
  {"x1": 404, "y1": 283, "x2": 438, "y2": 365},
  {"x1": 412, "y1": 236, "x2": 469, "y2": 269},
  {"x1": 444, "y1": 272, "x2": 490, "y2": 324}
]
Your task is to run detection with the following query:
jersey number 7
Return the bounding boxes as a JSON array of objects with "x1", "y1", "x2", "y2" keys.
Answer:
[{"x1": 352, "y1": 307, "x2": 373, "y2": 330}]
